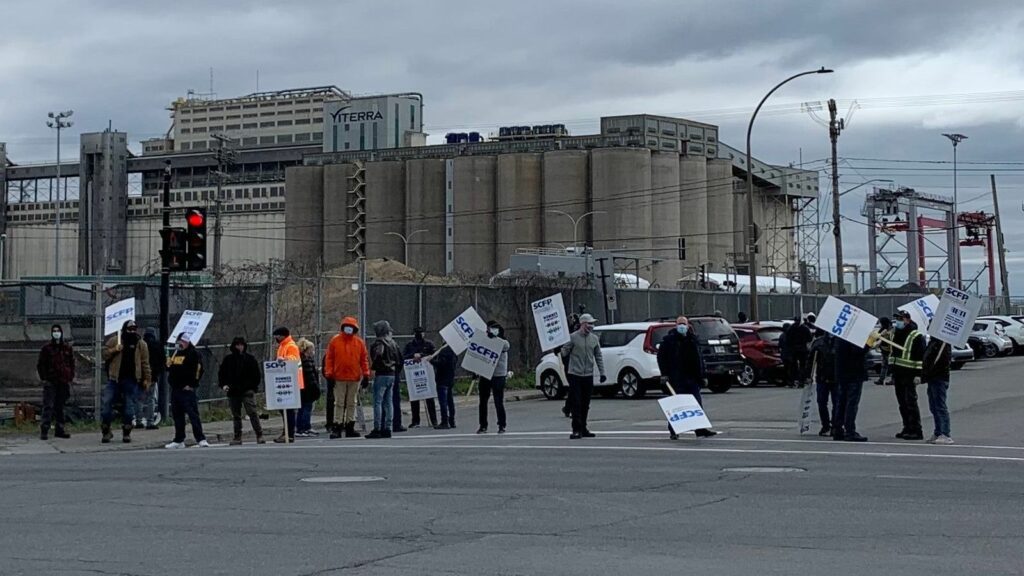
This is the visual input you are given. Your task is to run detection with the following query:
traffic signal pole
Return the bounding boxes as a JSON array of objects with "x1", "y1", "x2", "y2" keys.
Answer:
[{"x1": 159, "y1": 162, "x2": 171, "y2": 419}]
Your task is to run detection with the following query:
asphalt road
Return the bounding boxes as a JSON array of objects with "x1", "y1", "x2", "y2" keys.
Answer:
[{"x1": 2, "y1": 356, "x2": 1023, "y2": 575}]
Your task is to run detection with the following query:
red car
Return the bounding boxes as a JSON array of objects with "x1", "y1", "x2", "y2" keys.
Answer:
[{"x1": 731, "y1": 322, "x2": 786, "y2": 387}]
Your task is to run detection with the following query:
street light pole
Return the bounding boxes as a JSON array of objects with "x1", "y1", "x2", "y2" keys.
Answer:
[
  {"x1": 942, "y1": 133, "x2": 967, "y2": 288},
  {"x1": 46, "y1": 110, "x2": 73, "y2": 276},
  {"x1": 386, "y1": 229, "x2": 428, "y2": 264},
  {"x1": 746, "y1": 68, "x2": 832, "y2": 320},
  {"x1": 546, "y1": 210, "x2": 605, "y2": 251}
]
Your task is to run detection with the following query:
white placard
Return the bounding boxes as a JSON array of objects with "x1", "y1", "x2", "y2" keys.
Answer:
[
  {"x1": 439, "y1": 307, "x2": 487, "y2": 355},
  {"x1": 927, "y1": 286, "x2": 983, "y2": 347},
  {"x1": 104, "y1": 298, "x2": 136, "y2": 336},
  {"x1": 264, "y1": 360, "x2": 301, "y2": 410},
  {"x1": 167, "y1": 310, "x2": 214, "y2": 345},
  {"x1": 460, "y1": 333, "x2": 501, "y2": 380},
  {"x1": 898, "y1": 294, "x2": 940, "y2": 331},
  {"x1": 659, "y1": 394, "x2": 713, "y2": 434},
  {"x1": 798, "y1": 382, "x2": 817, "y2": 435},
  {"x1": 404, "y1": 359, "x2": 438, "y2": 401},
  {"x1": 815, "y1": 296, "x2": 878, "y2": 347},
  {"x1": 531, "y1": 293, "x2": 570, "y2": 352}
]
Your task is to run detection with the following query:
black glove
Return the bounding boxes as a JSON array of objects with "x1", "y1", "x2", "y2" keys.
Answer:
[
  {"x1": 360, "y1": 376, "x2": 370, "y2": 389},
  {"x1": 599, "y1": 375, "x2": 607, "y2": 384}
]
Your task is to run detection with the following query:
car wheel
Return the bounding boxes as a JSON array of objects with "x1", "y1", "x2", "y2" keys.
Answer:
[
  {"x1": 707, "y1": 375, "x2": 733, "y2": 394},
  {"x1": 619, "y1": 369, "x2": 645, "y2": 399},
  {"x1": 597, "y1": 386, "x2": 619, "y2": 399},
  {"x1": 539, "y1": 370, "x2": 565, "y2": 400},
  {"x1": 984, "y1": 343, "x2": 999, "y2": 359},
  {"x1": 739, "y1": 362, "x2": 758, "y2": 387},
  {"x1": 951, "y1": 361, "x2": 965, "y2": 370}
]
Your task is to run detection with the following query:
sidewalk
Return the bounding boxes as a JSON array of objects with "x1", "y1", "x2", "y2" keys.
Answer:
[{"x1": 0, "y1": 389, "x2": 545, "y2": 455}]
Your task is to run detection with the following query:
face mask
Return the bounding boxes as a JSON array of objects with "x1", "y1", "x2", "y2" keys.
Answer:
[
  {"x1": 52, "y1": 332, "x2": 62, "y2": 340},
  {"x1": 894, "y1": 320, "x2": 905, "y2": 330},
  {"x1": 343, "y1": 326, "x2": 355, "y2": 335},
  {"x1": 676, "y1": 325, "x2": 688, "y2": 336},
  {"x1": 488, "y1": 328, "x2": 499, "y2": 337}
]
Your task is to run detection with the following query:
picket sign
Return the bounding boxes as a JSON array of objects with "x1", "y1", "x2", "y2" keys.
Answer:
[
  {"x1": 104, "y1": 298, "x2": 136, "y2": 336},
  {"x1": 815, "y1": 296, "x2": 878, "y2": 347},
  {"x1": 798, "y1": 360, "x2": 818, "y2": 435},
  {"x1": 167, "y1": 310, "x2": 214, "y2": 345},
  {"x1": 264, "y1": 360, "x2": 301, "y2": 411},
  {"x1": 531, "y1": 293, "x2": 570, "y2": 351},
  {"x1": 927, "y1": 286, "x2": 983, "y2": 347},
  {"x1": 659, "y1": 394, "x2": 713, "y2": 434},
  {"x1": 460, "y1": 333, "x2": 501, "y2": 380},
  {"x1": 898, "y1": 294, "x2": 940, "y2": 331},
  {"x1": 439, "y1": 307, "x2": 487, "y2": 355},
  {"x1": 404, "y1": 358, "x2": 438, "y2": 401}
]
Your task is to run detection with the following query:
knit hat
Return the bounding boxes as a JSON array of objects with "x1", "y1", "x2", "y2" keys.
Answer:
[{"x1": 272, "y1": 326, "x2": 290, "y2": 337}]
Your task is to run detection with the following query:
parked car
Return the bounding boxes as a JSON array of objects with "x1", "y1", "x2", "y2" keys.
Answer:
[
  {"x1": 968, "y1": 320, "x2": 1014, "y2": 359},
  {"x1": 977, "y1": 315, "x2": 1024, "y2": 352},
  {"x1": 732, "y1": 322, "x2": 785, "y2": 386},
  {"x1": 952, "y1": 343, "x2": 974, "y2": 370}
]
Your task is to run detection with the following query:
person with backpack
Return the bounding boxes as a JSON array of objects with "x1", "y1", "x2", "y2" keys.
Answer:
[
  {"x1": 164, "y1": 333, "x2": 208, "y2": 449},
  {"x1": 37, "y1": 323, "x2": 74, "y2": 441},
  {"x1": 323, "y1": 316, "x2": 370, "y2": 439},
  {"x1": 367, "y1": 320, "x2": 401, "y2": 439},
  {"x1": 218, "y1": 336, "x2": 264, "y2": 445}
]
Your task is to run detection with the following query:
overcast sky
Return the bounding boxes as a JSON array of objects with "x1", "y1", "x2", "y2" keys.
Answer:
[{"x1": 3, "y1": 0, "x2": 1024, "y2": 294}]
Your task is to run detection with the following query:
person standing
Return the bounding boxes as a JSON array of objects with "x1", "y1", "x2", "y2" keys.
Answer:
[
  {"x1": 561, "y1": 314, "x2": 606, "y2": 440},
  {"x1": 560, "y1": 312, "x2": 582, "y2": 419},
  {"x1": 431, "y1": 345, "x2": 458, "y2": 429},
  {"x1": 657, "y1": 316, "x2": 715, "y2": 440},
  {"x1": 922, "y1": 337, "x2": 954, "y2": 445},
  {"x1": 778, "y1": 322, "x2": 793, "y2": 388},
  {"x1": 404, "y1": 327, "x2": 438, "y2": 428},
  {"x1": 135, "y1": 328, "x2": 164, "y2": 430},
  {"x1": 809, "y1": 330, "x2": 837, "y2": 437},
  {"x1": 832, "y1": 336, "x2": 869, "y2": 442},
  {"x1": 737, "y1": 311, "x2": 748, "y2": 324},
  {"x1": 218, "y1": 336, "x2": 264, "y2": 445},
  {"x1": 101, "y1": 320, "x2": 151, "y2": 444},
  {"x1": 165, "y1": 333, "x2": 209, "y2": 449},
  {"x1": 323, "y1": 316, "x2": 370, "y2": 439},
  {"x1": 37, "y1": 323, "x2": 74, "y2": 440},
  {"x1": 477, "y1": 321, "x2": 511, "y2": 435},
  {"x1": 891, "y1": 310, "x2": 926, "y2": 440},
  {"x1": 272, "y1": 327, "x2": 303, "y2": 443},
  {"x1": 295, "y1": 338, "x2": 322, "y2": 437},
  {"x1": 789, "y1": 316, "x2": 812, "y2": 387},
  {"x1": 367, "y1": 320, "x2": 401, "y2": 439},
  {"x1": 875, "y1": 317, "x2": 894, "y2": 386}
]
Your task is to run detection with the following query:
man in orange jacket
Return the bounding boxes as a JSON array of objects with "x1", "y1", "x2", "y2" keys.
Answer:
[
  {"x1": 273, "y1": 326, "x2": 303, "y2": 443},
  {"x1": 323, "y1": 316, "x2": 370, "y2": 438}
]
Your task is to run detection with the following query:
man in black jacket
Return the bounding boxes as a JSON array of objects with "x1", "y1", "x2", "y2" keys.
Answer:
[
  {"x1": 219, "y1": 336, "x2": 265, "y2": 445},
  {"x1": 922, "y1": 336, "x2": 954, "y2": 444},
  {"x1": 37, "y1": 323, "x2": 74, "y2": 440},
  {"x1": 891, "y1": 310, "x2": 926, "y2": 440},
  {"x1": 833, "y1": 337, "x2": 868, "y2": 442},
  {"x1": 165, "y1": 333, "x2": 208, "y2": 449},
  {"x1": 403, "y1": 327, "x2": 438, "y2": 428},
  {"x1": 809, "y1": 330, "x2": 837, "y2": 437},
  {"x1": 136, "y1": 328, "x2": 165, "y2": 430},
  {"x1": 431, "y1": 345, "x2": 458, "y2": 429},
  {"x1": 657, "y1": 316, "x2": 715, "y2": 440}
]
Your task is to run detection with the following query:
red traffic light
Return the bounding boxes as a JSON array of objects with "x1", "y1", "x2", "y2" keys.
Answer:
[{"x1": 186, "y1": 210, "x2": 205, "y2": 228}]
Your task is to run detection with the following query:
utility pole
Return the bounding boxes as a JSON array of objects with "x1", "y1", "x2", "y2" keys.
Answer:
[
  {"x1": 46, "y1": 110, "x2": 73, "y2": 276},
  {"x1": 828, "y1": 99, "x2": 845, "y2": 295},
  {"x1": 159, "y1": 161, "x2": 171, "y2": 419},
  {"x1": 943, "y1": 133, "x2": 967, "y2": 288},
  {"x1": 211, "y1": 134, "x2": 236, "y2": 277},
  {"x1": 991, "y1": 174, "x2": 1011, "y2": 313}
]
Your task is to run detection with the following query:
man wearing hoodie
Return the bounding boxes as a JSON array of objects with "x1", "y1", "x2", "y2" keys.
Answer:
[
  {"x1": 135, "y1": 327, "x2": 165, "y2": 430},
  {"x1": 323, "y1": 316, "x2": 370, "y2": 439},
  {"x1": 165, "y1": 333, "x2": 208, "y2": 449},
  {"x1": 37, "y1": 323, "x2": 74, "y2": 440},
  {"x1": 561, "y1": 314, "x2": 606, "y2": 440},
  {"x1": 272, "y1": 326, "x2": 303, "y2": 443},
  {"x1": 218, "y1": 336, "x2": 264, "y2": 445},
  {"x1": 367, "y1": 320, "x2": 401, "y2": 439},
  {"x1": 404, "y1": 327, "x2": 438, "y2": 428},
  {"x1": 891, "y1": 310, "x2": 926, "y2": 440},
  {"x1": 101, "y1": 320, "x2": 152, "y2": 444}
]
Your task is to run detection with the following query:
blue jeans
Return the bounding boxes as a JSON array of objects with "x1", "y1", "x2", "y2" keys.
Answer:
[
  {"x1": 101, "y1": 379, "x2": 139, "y2": 428},
  {"x1": 297, "y1": 401, "x2": 314, "y2": 432},
  {"x1": 437, "y1": 384, "x2": 455, "y2": 424},
  {"x1": 392, "y1": 374, "x2": 404, "y2": 429},
  {"x1": 134, "y1": 383, "x2": 157, "y2": 426},
  {"x1": 373, "y1": 375, "x2": 395, "y2": 432},
  {"x1": 838, "y1": 379, "x2": 865, "y2": 435},
  {"x1": 816, "y1": 378, "x2": 838, "y2": 427},
  {"x1": 926, "y1": 380, "x2": 951, "y2": 437}
]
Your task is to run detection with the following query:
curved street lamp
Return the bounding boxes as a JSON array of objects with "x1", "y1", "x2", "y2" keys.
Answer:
[
  {"x1": 546, "y1": 210, "x2": 605, "y2": 252},
  {"x1": 386, "y1": 229, "x2": 428, "y2": 264}
]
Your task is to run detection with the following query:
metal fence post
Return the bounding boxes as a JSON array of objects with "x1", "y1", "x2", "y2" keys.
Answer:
[
  {"x1": 266, "y1": 261, "x2": 275, "y2": 361},
  {"x1": 92, "y1": 281, "x2": 103, "y2": 421},
  {"x1": 315, "y1": 260, "x2": 323, "y2": 365}
]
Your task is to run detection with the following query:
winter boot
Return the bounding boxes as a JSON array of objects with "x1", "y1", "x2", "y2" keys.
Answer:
[
  {"x1": 122, "y1": 425, "x2": 133, "y2": 444},
  {"x1": 256, "y1": 434, "x2": 266, "y2": 444},
  {"x1": 230, "y1": 434, "x2": 243, "y2": 446},
  {"x1": 329, "y1": 424, "x2": 343, "y2": 439},
  {"x1": 40, "y1": 426, "x2": 49, "y2": 441},
  {"x1": 101, "y1": 425, "x2": 113, "y2": 444},
  {"x1": 345, "y1": 422, "x2": 361, "y2": 438},
  {"x1": 54, "y1": 428, "x2": 71, "y2": 439}
]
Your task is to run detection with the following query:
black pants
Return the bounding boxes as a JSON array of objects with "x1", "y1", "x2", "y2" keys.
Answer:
[
  {"x1": 835, "y1": 379, "x2": 864, "y2": 436},
  {"x1": 816, "y1": 378, "x2": 838, "y2": 427},
  {"x1": 893, "y1": 372, "x2": 922, "y2": 434},
  {"x1": 325, "y1": 378, "x2": 335, "y2": 428},
  {"x1": 228, "y1": 392, "x2": 263, "y2": 437},
  {"x1": 792, "y1": 351, "x2": 809, "y2": 384},
  {"x1": 41, "y1": 381, "x2": 69, "y2": 432},
  {"x1": 411, "y1": 398, "x2": 437, "y2": 426},
  {"x1": 392, "y1": 375, "x2": 404, "y2": 430},
  {"x1": 667, "y1": 377, "x2": 705, "y2": 435},
  {"x1": 568, "y1": 374, "x2": 594, "y2": 433},
  {"x1": 171, "y1": 389, "x2": 206, "y2": 443},
  {"x1": 479, "y1": 376, "x2": 507, "y2": 429}
]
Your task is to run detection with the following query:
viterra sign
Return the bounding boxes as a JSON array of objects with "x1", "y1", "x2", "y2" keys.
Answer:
[{"x1": 329, "y1": 106, "x2": 383, "y2": 123}]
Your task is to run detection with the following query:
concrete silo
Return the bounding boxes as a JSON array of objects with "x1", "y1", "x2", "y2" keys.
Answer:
[
  {"x1": 365, "y1": 161, "x2": 407, "y2": 262},
  {"x1": 541, "y1": 150, "x2": 589, "y2": 250},
  {"x1": 322, "y1": 163, "x2": 357, "y2": 270},
  {"x1": 679, "y1": 156, "x2": 708, "y2": 276},
  {"x1": 452, "y1": 156, "x2": 497, "y2": 277},
  {"x1": 590, "y1": 148, "x2": 652, "y2": 261},
  {"x1": 496, "y1": 153, "x2": 543, "y2": 270},
  {"x1": 705, "y1": 158, "x2": 735, "y2": 272},
  {"x1": 650, "y1": 151, "x2": 681, "y2": 285},
  {"x1": 284, "y1": 165, "x2": 324, "y2": 267},
  {"x1": 405, "y1": 159, "x2": 447, "y2": 275}
]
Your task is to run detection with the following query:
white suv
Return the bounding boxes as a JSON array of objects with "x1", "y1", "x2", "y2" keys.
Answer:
[{"x1": 978, "y1": 315, "x2": 1024, "y2": 352}]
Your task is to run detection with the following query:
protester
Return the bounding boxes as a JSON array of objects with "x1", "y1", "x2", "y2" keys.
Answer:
[
  {"x1": 891, "y1": 310, "x2": 926, "y2": 440},
  {"x1": 391, "y1": 362, "x2": 407, "y2": 433},
  {"x1": 560, "y1": 312, "x2": 582, "y2": 419},
  {"x1": 404, "y1": 327, "x2": 438, "y2": 428},
  {"x1": 294, "y1": 338, "x2": 322, "y2": 437},
  {"x1": 323, "y1": 316, "x2": 370, "y2": 439},
  {"x1": 922, "y1": 336, "x2": 954, "y2": 445},
  {"x1": 367, "y1": 320, "x2": 401, "y2": 439},
  {"x1": 101, "y1": 320, "x2": 152, "y2": 444},
  {"x1": 272, "y1": 326, "x2": 303, "y2": 443},
  {"x1": 431, "y1": 344, "x2": 458, "y2": 429},
  {"x1": 875, "y1": 317, "x2": 894, "y2": 386},
  {"x1": 165, "y1": 333, "x2": 209, "y2": 449},
  {"x1": 561, "y1": 314, "x2": 606, "y2": 439},
  {"x1": 789, "y1": 316, "x2": 812, "y2": 387},
  {"x1": 778, "y1": 322, "x2": 793, "y2": 388},
  {"x1": 657, "y1": 316, "x2": 715, "y2": 440},
  {"x1": 218, "y1": 336, "x2": 264, "y2": 445},
  {"x1": 833, "y1": 336, "x2": 869, "y2": 442},
  {"x1": 36, "y1": 323, "x2": 74, "y2": 440},
  {"x1": 136, "y1": 328, "x2": 164, "y2": 430},
  {"x1": 809, "y1": 330, "x2": 837, "y2": 437},
  {"x1": 737, "y1": 311, "x2": 748, "y2": 324},
  {"x1": 477, "y1": 321, "x2": 511, "y2": 434}
]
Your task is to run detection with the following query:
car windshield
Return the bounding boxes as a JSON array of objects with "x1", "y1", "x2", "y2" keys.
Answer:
[
  {"x1": 650, "y1": 326, "x2": 673, "y2": 347},
  {"x1": 972, "y1": 323, "x2": 988, "y2": 332},
  {"x1": 757, "y1": 328, "x2": 783, "y2": 344},
  {"x1": 690, "y1": 318, "x2": 735, "y2": 340}
]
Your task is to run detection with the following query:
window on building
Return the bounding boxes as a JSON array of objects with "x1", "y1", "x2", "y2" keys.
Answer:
[
  {"x1": 313, "y1": 117, "x2": 323, "y2": 123},
  {"x1": 193, "y1": 141, "x2": 207, "y2": 149},
  {"x1": 295, "y1": 99, "x2": 310, "y2": 104},
  {"x1": 359, "y1": 123, "x2": 365, "y2": 150},
  {"x1": 243, "y1": 122, "x2": 257, "y2": 129},
  {"x1": 180, "y1": 118, "x2": 191, "y2": 124},
  {"x1": 227, "y1": 114, "x2": 240, "y2": 120},
  {"x1": 194, "y1": 126, "x2": 208, "y2": 133},
  {"x1": 259, "y1": 136, "x2": 274, "y2": 144},
  {"x1": 260, "y1": 111, "x2": 275, "y2": 117},
  {"x1": 226, "y1": 124, "x2": 240, "y2": 130},
  {"x1": 278, "y1": 119, "x2": 293, "y2": 126},
  {"x1": 180, "y1": 142, "x2": 191, "y2": 150},
  {"x1": 312, "y1": 132, "x2": 323, "y2": 141},
  {"x1": 243, "y1": 103, "x2": 257, "y2": 109},
  {"x1": 260, "y1": 121, "x2": 275, "y2": 127},
  {"x1": 180, "y1": 128, "x2": 192, "y2": 134},
  {"x1": 226, "y1": 105, "x2": 240, "y2": 111},
  {"x1": 259, "y1": 102, "x2": 274, "y2": 108},
  {"x1": 209, "y1": 126, "x2": 223, "y2": 132},
  {"x1": 296, "y1": 132, "x2": 310, "y2": 142},
  {"x1": 295, "y1": 118, "x2": 310, "y2": 125},
  {"x1": 372, "y1": 122, "x2": 378, "y2": 149},
  {"x1": 209, "y1": 116, "x2": 224, "y2": 121},
  {"x1": 295, "y1": 109, "x2": 310, "y2": 115},
  {"x1": 242, "y1": 137, "x2": 257, "y2": 146},
  {"x1": 278, "y1": 134, "x2": 293, "y2": 143},
  {"x1": 209, "y1": 107, "x2": 223, "y2": 112},
  {"x1": 344, "y1": 142, "x2": 350, "y2": 150},
  {"x1": 243, "y1": 113, "x2": 257, "y2": 118}
]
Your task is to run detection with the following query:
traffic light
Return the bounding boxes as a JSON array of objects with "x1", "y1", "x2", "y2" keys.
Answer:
[
  {"x1": 699, "y1": 264, "x2": 707, "y2": 288},
  {"x1": 159, "y1": 227, "x2": 188, "y2": 272},
  {"x1": 185, "y1": 208, "x2": 207, "y2": 271}
]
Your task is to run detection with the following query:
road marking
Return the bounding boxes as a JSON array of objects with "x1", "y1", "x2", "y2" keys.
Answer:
[
  {"x1": 300, "y1": 476, "x2": 386, "y2": 483},
  {"x1": 722, "y1": 466, "x2": 806, "y2": 473}
]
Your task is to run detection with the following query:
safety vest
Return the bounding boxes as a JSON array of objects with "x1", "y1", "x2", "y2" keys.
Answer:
[{"x1": 892, "y1": 330, "x2": 923, "y2": 371}]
